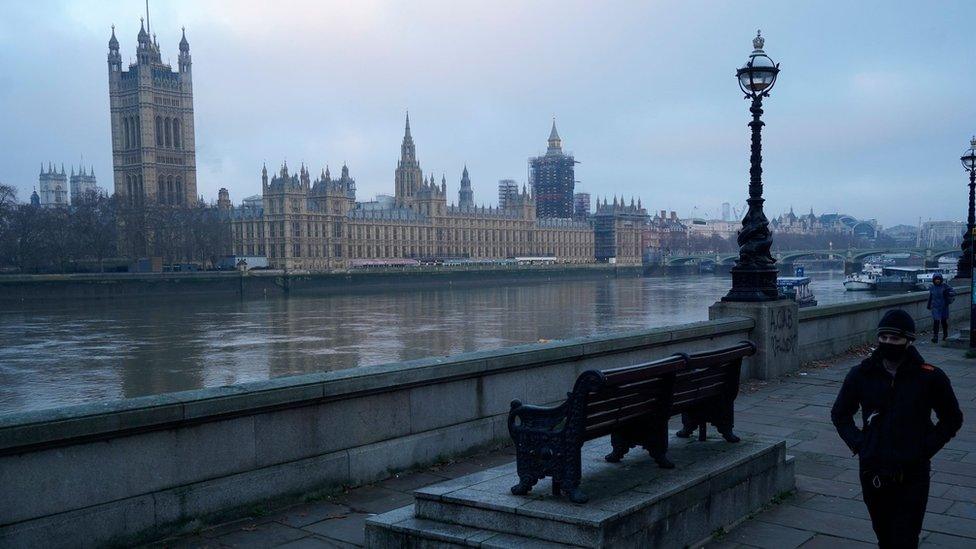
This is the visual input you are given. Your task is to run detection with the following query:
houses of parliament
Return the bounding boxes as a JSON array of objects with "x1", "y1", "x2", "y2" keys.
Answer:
[
  {"x1": 106, "y1": 15, "x2": 643, "y2": 270},
  {"x1": 227, "y1": 115, "x2": 647, "y2": 270}
]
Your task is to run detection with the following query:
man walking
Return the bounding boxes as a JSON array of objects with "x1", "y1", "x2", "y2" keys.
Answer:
[
  {"x1": 831, "y1": 309, "x2": 963, "y2": 548},
  {"x1": 927, "y1": 273, "x2": 955, "y2": 342}
]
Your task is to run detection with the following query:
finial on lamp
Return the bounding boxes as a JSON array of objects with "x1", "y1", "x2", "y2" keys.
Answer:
[{"x1": 753, "y1": 29, "x2": 764, "y2": 51}]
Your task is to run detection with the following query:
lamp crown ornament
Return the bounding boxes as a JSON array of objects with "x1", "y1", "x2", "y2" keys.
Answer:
[
  {"x1": 752, "y1": 29, "x2": 765, "y2": 51},
  {"x1": 971, "y1": 136, "x2": 976, "y2": 149}
]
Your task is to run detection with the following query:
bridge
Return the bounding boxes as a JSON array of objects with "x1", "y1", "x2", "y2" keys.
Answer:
[{"x1": 662, "y1": 247, "x2": 960, "y2": 268}]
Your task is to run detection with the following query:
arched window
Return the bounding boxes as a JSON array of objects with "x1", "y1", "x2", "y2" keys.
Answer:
[
  {"x1": 173, "y1": 119, "x2": 181, "y2": 149},
  {"x1": 164, "y1": 118, "x2": 172, "y2": 148},
  {"x1": 137, "y1": 175, "x2": 143, "y2": 204},
  {"x1": 176, "y1": 177, "x2": 182, "y2": 205},
  {"x1": 126, "y1": 175, "x2": 133, "y2": 203},
  {"x1": 134, "y1": 117, "x2": 141, "y2": 147},
  {"x1": 158, "y1": 175, "x2": 166, "y2": 204},
  {"x1": 123, "y1": 117, "x2": 130, "y2": 149},
  {"x1": 155, "y1": 116, "x2": 163, "y2": 147},
  {"x1": 168, "y1": 175, "x2": 175, "y2": 205}
]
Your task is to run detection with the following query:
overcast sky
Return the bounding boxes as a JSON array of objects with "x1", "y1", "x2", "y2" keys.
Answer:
[{"x1": 1, "y1": 1, "x2": 975, "y2": 227}]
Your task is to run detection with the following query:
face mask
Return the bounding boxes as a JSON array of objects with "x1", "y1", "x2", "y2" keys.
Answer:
[{"x1": 878, "y1": 342, "x2": 908, "y2": 362}]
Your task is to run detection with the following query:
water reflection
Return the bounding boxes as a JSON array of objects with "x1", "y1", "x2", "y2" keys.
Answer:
[{"x1": 0, "y1": 269, "x2": 879, "y2": 413}]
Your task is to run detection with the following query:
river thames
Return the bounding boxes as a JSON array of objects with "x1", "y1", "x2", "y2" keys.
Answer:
[{"x1": 0, "y1": 269, "x2": 887, "y2": 413}]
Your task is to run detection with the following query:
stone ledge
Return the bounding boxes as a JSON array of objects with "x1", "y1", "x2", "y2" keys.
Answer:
[
  {"x1": 0, "y1": 318, "x2": 753, "y2": 454},
  {"x1": 366, "y1": 436, "x2": 795, "y2": 548},
  {"x1": 798, "y1": 287, "x2": 970, "y2": 322}
]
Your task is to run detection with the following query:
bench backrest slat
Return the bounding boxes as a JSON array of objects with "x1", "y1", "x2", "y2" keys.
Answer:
[
  {"x1": 586, "y1": 381, "x2": 668, "y2": 416},
  {"x1": 600, "y1": 355, "x2": 684, "y2": 386}
]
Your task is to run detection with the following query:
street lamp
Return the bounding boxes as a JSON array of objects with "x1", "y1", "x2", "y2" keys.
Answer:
[
  {"x1": 957, "y1": 137, "x2": 976, "y2": 278},
  {"x1": 723, "y1": 30, "x2": 782, "y2": 302}
]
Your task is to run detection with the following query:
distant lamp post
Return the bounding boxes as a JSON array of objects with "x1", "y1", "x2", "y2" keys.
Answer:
[
  {"x1": 957, "y1": 137, "x2": 976, "y2": 278},
  {"x1": 724, "y1": 30, "x2": 782, "y2": 302}
]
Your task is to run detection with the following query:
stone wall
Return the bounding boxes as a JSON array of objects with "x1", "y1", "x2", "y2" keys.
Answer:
[
  {"x1": 0, "y1": 318, "x2": 752, "y2": 548},
  {"x1": 797, "y1": 288, "x2": 971, "y2": 364}
]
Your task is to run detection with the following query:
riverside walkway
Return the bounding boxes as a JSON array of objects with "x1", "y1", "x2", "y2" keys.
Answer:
[{"x1": 150, "y1": 340, "x2": 975, "y2": 548}]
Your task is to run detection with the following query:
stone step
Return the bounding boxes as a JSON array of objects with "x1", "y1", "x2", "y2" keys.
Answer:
[
  {"x1": 365, "y1": 505, "x2": 577, "y2": 548},
  {"x1": 368, "y1": 436, "x2": 795, "y2": 548}
]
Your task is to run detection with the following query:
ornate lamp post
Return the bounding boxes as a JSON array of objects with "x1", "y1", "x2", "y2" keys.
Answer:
[
  {"x1": 957, "y1": 137, "x2": 976, "y2": 277},
  {"x1": 724, "y1": 30, "x2": 782, "y2": 302}
]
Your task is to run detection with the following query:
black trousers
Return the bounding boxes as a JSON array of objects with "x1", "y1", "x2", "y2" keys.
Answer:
[
  {"x1": 859, "y1": 465, "x2": 929, "y2": 549},
  {"x1": 933, "y1": 319, "x2": 948, "y2": 339}
]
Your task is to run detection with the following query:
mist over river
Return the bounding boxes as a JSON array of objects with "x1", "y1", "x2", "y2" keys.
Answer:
[{"x1": 0, "y1": 269, "x2": 883, "y2": 413}]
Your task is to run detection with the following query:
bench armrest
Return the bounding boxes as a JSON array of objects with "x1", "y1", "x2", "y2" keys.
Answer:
[{"x1": 508, "y1": 399, "x2": 570, "y2": 435}]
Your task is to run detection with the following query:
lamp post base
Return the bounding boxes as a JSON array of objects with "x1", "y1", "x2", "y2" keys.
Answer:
[{"x1": 722, "y1": 266, "x2": 782, "y2": 302}]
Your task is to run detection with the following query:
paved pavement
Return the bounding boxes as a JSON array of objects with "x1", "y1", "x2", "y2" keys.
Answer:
[{"x1": 150, "y1": 340, "x2": 975, "y2": 548}]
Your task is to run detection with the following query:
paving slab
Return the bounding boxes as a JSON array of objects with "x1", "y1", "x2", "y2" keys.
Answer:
[
  {"x1": 304, "y1": 513, "x2": 372, "y2": 546},
  {"x1": 721, "y1": 519, "x2": 814, "y2": 548},
  {"x1": 214, "y1": 521, "x2": 308, "y2": 548}
]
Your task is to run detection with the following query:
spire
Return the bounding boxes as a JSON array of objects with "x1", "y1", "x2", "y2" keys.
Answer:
[
  {"x1": 145, "y1": 0, "x2": 151, "y2": 36},
  {"x1": 179, "y1": 26, "x2": 190, "y2": 52},
  {"x1": 108, "y1": 24, "x2": 119, "y2": 50},
  {"x1": 547, "y1": 118, "x2": 563, "y2": 154},
  {"x1": 549, "y1": 118, "x2": 560, "y2": 142},
  {"x1": 400, "y1": 111, "x2": 417, "y2": 162}
]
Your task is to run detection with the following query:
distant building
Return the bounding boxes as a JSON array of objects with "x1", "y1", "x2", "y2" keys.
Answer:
[
  {"x1": 682, "y1": 218, "x2": 739, "y2": 240},
  {"x1": 919, "y1": 221, "x2": 965, "y2": 248},
  {"x1": 883, "y1": 224, "x2": 919, "y2": 246},
  {"x1": 217, "y1": 188, "x2": 232, "y2": 210},
  {"x1": 722, "y1": 202, "x2": 731, "y2": 222},
  {"x1": 69, "y1": 165, "x2": 99, "y2": 203},
  {"x1": 458, "y1": 166, "x2": 474, "y2": 208},
  {"x1": 643, "y1": 210, "x2": 687, "y2": 252},
  {"x1": 593, "y1": 196, "x2": 647, "y2": 264},
  {"x1": 770, "y1": 208, "x2": 879, "y2": 239},
  {"x1": 498, "y1": 179, "x2": 519, "y2": 210},
  {"x1": 38, "y1": 163, "x2": 68, "y2": 208},
  {"x1": 574, "y1": 192, "x2": 591, "y2": 219},
  {"x1": 529, "y1": 120, "x2": 576, "y2": 218},
  {"x1": 30, "y1": 189, "x2": 40, "y2": 207}
]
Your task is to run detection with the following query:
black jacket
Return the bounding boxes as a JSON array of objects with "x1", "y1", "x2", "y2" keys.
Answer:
[{"x1": 831, "y1": 346, "x2": 963, "y2": 473}]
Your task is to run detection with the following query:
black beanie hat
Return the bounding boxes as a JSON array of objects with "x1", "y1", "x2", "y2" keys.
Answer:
[{"x1": 877, "y1": 309, "x2": 916, "y2": 340}]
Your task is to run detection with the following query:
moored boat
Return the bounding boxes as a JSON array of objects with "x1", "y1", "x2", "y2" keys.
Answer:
[{"x1": 777, "y1": 276, "x2": 817, "y2": 307}]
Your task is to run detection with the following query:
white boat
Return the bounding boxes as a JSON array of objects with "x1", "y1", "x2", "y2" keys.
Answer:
[{"x1": 843, "y1": 263, "x2": 883, "y2": 291}]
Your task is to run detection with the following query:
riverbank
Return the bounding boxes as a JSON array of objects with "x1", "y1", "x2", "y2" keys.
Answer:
[
  {"x1": 1, "y1": 289, "x2": 969, "y2": 547},
  {"x1": 0, "y1": 263, "x2": 643, "y2": 303}
]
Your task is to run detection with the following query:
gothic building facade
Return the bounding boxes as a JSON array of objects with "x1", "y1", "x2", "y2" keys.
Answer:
[
  {"x1": 70, "y1": 166, "x2": 99, "y2": 203},
  {"x1": 593, "y1": 197, "x2": 647, "y2": 264},
  {"x1": 107, "y1": 19, "x2": 196, "y2": 207},
  {"x1": 230, "y1": 116, "x2": 596, "y2": 270},
  {"x1": 38, "y1": 163, "x2": 68, "y2": 208}
]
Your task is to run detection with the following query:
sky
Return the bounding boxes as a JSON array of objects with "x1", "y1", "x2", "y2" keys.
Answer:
[{"x1": 1, "y1": 1, "x2": 975, "y2": 227}]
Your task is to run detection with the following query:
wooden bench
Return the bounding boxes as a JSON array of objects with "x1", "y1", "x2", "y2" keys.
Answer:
[{"x1": 507, "y1": 341, "x2": 755, "y2": 503}]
